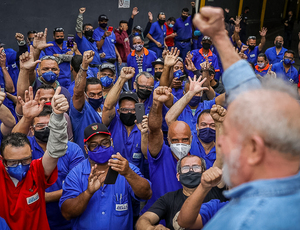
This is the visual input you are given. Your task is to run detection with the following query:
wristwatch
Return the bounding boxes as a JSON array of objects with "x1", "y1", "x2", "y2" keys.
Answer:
[{"x1": 80, "y1": 64, "x2": 88, "y2": 71}]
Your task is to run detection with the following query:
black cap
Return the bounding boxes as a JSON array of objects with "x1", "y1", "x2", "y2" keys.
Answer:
[
  {"x1": 84, "y1": 123, "x2": 111, "y2": 143},
  {"x1": 98, "y1": 14, "x2": 109, "y2": 21},
  {"x1": 152, "y1": 58, "x2": 164, "y2": 67},
  {"x1": 133, "y1": 25, "x2": 143, "y2": 32},
  {"x1": 0, "y1": 41, "x2": 5, "y2": 47},
  {"x1": 119, "y1": 91, "x2": 139, "y2": 105},
  {"x1": 100, "y1": 62, "x2": 116, "y2": 74}
]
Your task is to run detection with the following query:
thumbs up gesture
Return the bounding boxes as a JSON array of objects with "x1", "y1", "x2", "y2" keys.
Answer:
[{"x1": 51, "y1": 87, "x2": 69, "y2": 114}]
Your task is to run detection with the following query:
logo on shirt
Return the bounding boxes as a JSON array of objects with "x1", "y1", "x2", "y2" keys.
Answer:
[
  {"x1": 116, "y1": 203, "x2": 128, "y2": 211},
  {"x1": 289, "y1": 78, "x2": 295, "y2": 83},
  {"x1": 92, "y1": 125, "x2": 98, "y2": 130},
  {"x1": 146, "y1": 68, "x2": 152, "y2": 72},
  {"x1": 111, "y1": 39, "x2": 115, "y2": 42},
  {"x1": 27, "y1": 192, "x2": 39, "y2": 205},
  {"x1": 250, "y1": 54, "x2": 256, "y2": 58},
  {"x1": 185, "y1": 23, "x2": 189, "y2": 26},
  {"x1": 133, "y1": 153, "x2": 142, "y2": 159},
  {"x1": 11, "y1": 63, "x2": 17, "y2": 68}
]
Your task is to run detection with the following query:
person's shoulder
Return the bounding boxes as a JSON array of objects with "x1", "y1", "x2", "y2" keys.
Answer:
[{"x1": 265, "y1": 46, "x2": 274, "y2": 52}]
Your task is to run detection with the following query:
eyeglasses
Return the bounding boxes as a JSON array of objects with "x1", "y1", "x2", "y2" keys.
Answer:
[
  {"x1": 119, "y1": 107, "x2": 136, "y2": 113},
  {"x1": 248, "y1": 36, "x2": 256, "y2": 40},
  {"x1": 3, "y1": 155, "x2": 32, "y2": 167},
  {"x1": 88, "y1": 139, "x2": 112, "y2": 151},
  {"x1": 181, "y1": 165, "x2": 202, "y2": 174},
  {"x1": 33, "y1": 123, "x2": 48, "y2": 129},
  {"x1": 137, "y1": 83, "x2": 154, "y2": 90},
  {"x1": 54, "y1": 27, "x2": 64, "y2": 32}
]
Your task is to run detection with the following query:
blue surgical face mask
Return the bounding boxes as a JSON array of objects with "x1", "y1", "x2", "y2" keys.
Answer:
[
  {"x1": 88, "y1": 145, "x2": 114, "y2": 164},
  {"x1": 168, "y1": 23, "x2": 174, "y2": 28},
  {"x1": 194, "y1": 30, "x2": 202, "y2": 36},
  {"x1": 6, "y1": 163, "x2": 30, "y2": 181},
  {"x1": 173, "y1": 69, "x2": 184, "y2": 79},
  {"x1": 88, "y1": 97, "x2": 104, "y2": 110},
  {"x1": 198, "y1": 127, "x2": 216, "y2": 143},
  {"x1": 189, "y1": 96, "x2": 202, "y2": 107},
  {"x1": 41, "y1": 71, "x2": 58, "y2": 84},
  {"x1": 100, "y1": 76, "x2": 113, "y2": 88},
  {"x1": 283, "y1": 58, "x2": 294, "y2": 65}
]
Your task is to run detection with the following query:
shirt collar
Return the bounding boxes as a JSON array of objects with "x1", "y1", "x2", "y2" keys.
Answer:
[
  {"x1": 255, "y1": 63, "x2": 269, "y2": 72},
  {"x1": 131, "y1": 48, "x2": 149, "y2": 56},
  {"x1": 199, "y1": 48, "x2": 212, "y2": 57}
]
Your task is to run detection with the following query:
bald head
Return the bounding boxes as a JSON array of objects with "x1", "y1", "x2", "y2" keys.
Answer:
[{"x1": 168, "y1": 121, "x2": 192, "y2": 144}]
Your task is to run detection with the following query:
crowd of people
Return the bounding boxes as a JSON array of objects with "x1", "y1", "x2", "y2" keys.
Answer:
[{"x1": 0, "y1": 3, "x2": 300, "y2": 230}]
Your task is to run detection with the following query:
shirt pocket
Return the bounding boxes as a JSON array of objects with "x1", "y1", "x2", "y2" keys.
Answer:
[
  {"x1": 113, "y1": 193, "x2": 129, "y2": 216},
  {"x1": 23, "y1": 186, "x2": 42, "y2": 213}
]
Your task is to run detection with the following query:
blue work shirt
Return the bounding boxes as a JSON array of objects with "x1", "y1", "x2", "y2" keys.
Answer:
[
  {"x1": 0, "y1": 217, "x2": 10, "y2": 230},
  {"x1": 265, "y1": 46, "x2": 287, "y2": 65},
  {"x1": 271, "y1": 62, "x2": 299, "y2": 84},
  {"x1": 177, "y1": 98, "x2": 216, "y2": 134},
  {"x1": 173, "y1": 16, "x2": 193, "y2": 41},
  {"x1": 190, "y1": 136, "x2": 216, "y2": 169},
  {"x1": 142, "y1": 144, "x2": 182, "y2": 214},
  {"x1": 69, "y1": 99, "x2": 102, "y2": 154},
  {"x1": 203, "y1": 172, "x2": 300, "y2": 230},
  {"x1": 93, "y1": 27, "x2": 116, "y2": 60},
  {"x1": 243, "y1": 45, "x2": 260, "y2": 64},
  {"x1": 44, "y1": 41, "x2": 72, "y2": 88},
  {"x1": 172, "y1": 86, "x2": 184, "y2": 100},
  {"x1": 28, "y1": 137, "x2": 85, "y2": 230},
  {"x1": 127, "y1": 48, "x2": 157, "y2": 88},
  {"x1": 201, "y1": 199, "x2": 228, "y2": 226},
  {"x1": 59, "y1": 159, "x2": 149, "y2": 230},
  {"x1": 148, "y1": 21, "x2": 166, "y2": 49}
]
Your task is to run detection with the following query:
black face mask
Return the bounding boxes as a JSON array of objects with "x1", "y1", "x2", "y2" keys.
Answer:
[
  {"x1": 275, "y1": 42, "x2": 282, "y2": 48},
  {"x1": 99, "y1": 23, "x2": 107, "y2": 29},
  {"x1": 154, "y1": 72, "x2": 162, "y2": 81},
  {"x1": 179, "y1": 171, "x2": 202, "y2": 188},
  {"x1": 120, "y1": 112, "x2": 136, "y2": 126},
  {"x1": 84, "y1": 30, "x2": 94, "y2": 38},
  {"x1": 158, "y1": 19, "x2": 165, "y2": 25},
  {"x1": 137, "y1": 88, "x2": 152, "y2": 100},
  {"x1": 55, "y1": 38, "x2": 64, "y2": 45},
  {"x1": 202, "y1": 43, "x2": 211, "y2": 50},
  {"x1": 248, "y1": 45, "x2": 255, "y2": 51},
  {"x1": 181, "y1": 15, "x2": 188, "y2": 21},
  {"x1": 34, "y1": 127, "x2": 50, "y2": 143}
]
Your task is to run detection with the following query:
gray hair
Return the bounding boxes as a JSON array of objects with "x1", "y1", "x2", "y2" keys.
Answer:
[
  {"x1": 135, "y1": 71, "x2": 154, "y2": 83},
  {"x1": 176, "y1": 155, "x2": 206, "y2": 173}
]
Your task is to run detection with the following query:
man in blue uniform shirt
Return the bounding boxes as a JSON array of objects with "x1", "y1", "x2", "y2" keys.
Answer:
[
  {"x1": 44, "y1": 27, "x2": 73, "y2": 88},
  {"x1": 147, "y1": 12, "x2": 167, "y2": 58},
  {"x1": 59, "y1": 123, "x2": 152, "y2": 230},
  {"x1": 97, "y1": 62, "x2": 116, "y2": 100},
  {"x1": 265, "y1": 36, "x2": 287, "y2": 65},
  {"x1": 271, "y1": 50, "x2": 298, "y2": 84}
]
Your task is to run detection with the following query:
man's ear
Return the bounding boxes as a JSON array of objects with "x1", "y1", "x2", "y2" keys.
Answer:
[
  {"x1": 176, "y1": 172, "x2": 180, "y2": 181},
  {"x1": 30, "y1": 126, "x2": 35, "y2": 135},
  {"x1": 246, "y1": 135, "x2": 265, "y2": 166},
  {"x1": 97, "y1": 72, "x2": 100, "y2": 79},
  {"x1": 84, "y1": 144, "x2": 89, "y2": 155},
  {"x1": 133, "y1": 82, "x2": 137, "y2": 90}
]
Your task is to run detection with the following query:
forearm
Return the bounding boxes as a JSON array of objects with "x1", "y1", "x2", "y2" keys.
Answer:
[
  {"x1": 11, "y1": 116, "x2": 32, "y2": 134},
  {"x1": 164, "y1": 94, "x2": 174, "y2": 108},
  {"x1": 33, "y1": 47, "x2": 42, "y2": 61},
  {"x1": 259, "y1": 36, "x2": 266, "y2": 51},
  {"x1": 61, "y1": 190, "x2": 93, "y2": 220},
  {"x1": 159, "y1": 65, "x2": 171, "y2": 86},
  {"x1": 6, "y1": 92, "x2": 17, "y2": 104},
  {"x1": 1, "y1": 67, "x2": 15, "y2": 93},
  {"x1": 136, "y1": 216, "x2": 156, "y2": 230},
  {"x1": 45, "y1": 189, "x2": 63, "y2": 203},
  {"x1": 128, "y1": 18, "x2": 134, "y2": 35},
  {"x1": 104, "y1": 77, "x2": 126, "y2": 110},
  {"x1": 212, "y1": 122, "x2": 223, "y2": 169},
  {"x1": 0, "y1": 105, "x2": 16, "y2": 134},
  {"x1": 143, "y1": 22, "x2": 152, "y2": 37},
  {"x1": 125, "y1": 168, "x2": 152, "y2": 200},
  {"x1": 141, "y1": 133, "x2": 149, "y2": 158},
  {"x1": 73, "y1": 68, "x2": 87, "y2": 110},
  {"x1": 96, "y1": 40, "x2": 105, "y2": 50},
  {"x1": 149, "y1": 100, "x2": 163, "y2": 132},
  {"x1": 16, "y1": 69, "x2": 33, "y2": 115},
  {"x1": 75, "y1": 13, "x2": 83, "y2": 34},
  {"x1": 115, "y1": 46, "x2": 120, "y2": 58},
  {"x1": 177, "y1": 184, "x2": 210, "y2": 228},
  {"x1": 147, "y1": 34, "x2": 157, "y2": 43}
]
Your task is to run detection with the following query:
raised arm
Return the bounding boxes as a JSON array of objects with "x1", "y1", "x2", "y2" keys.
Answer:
[
  {"x1": 0, "y1": 90, "x2": 16, "y2": 135},
  {"x1": 102, "y1": 67, "x2": 135, "y2": 126},
  {"x1": 73, "y1": 50, "x2": 95, "y2": 111},
  {"x1": 160, "y1": 47, "x2": 180, "y2": 87},
  {"x1": 128, "y1": 7, "x2": 139, "y2": 34},
  {"x1": 96, "y1": 30, "x2": 111, "y2": 50},
  {"x1": 75, "y1": 7, "x2": 86, "y2": 39},
  {"x1": 143, "y1": 12, "x2": 153, "y2": 37},
  {"x1": 32, "y1": 28, "x2": 53, "y2": 61},
  {"x1": 0, "y1": 52, "x2": 15, "y2": 93},
  {"x1": 15, "y1": 33, "x2": 28, "y2": 61},
  {"x1": 258, "y1": 27, "x2": 267, "y2": 52},
  {"x1": 136, "y1": 115, "x2": 149, "y2": 159},
  {"x1": 165, "y1": 76, "x2": 208, "y2": 127},
  {"x1": 148, "y1": 86, "x2": 172, "y2": 157},
  {"x1": 200, "y1": 58, "x2": 216, "y2": 100},
  {"x1": 177, "y1": 167, "x2": 222, "y2": 229}
]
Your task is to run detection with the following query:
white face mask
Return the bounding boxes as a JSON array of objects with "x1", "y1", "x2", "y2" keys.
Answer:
[
  {"x1": 170, "y1": 143, "x2": 191, "y2": 159},
  {"x1": 257, "y1": 63, "x2": 265, "y2": 68}
]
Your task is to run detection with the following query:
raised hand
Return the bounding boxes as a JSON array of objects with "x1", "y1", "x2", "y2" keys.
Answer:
[
  {"x1": 148, "y1": 12, "x2": 153, "y2": 22},
  {"x1": 241, "y1": 45, "x2": 248, "y2": 52},
  {"x1": 18, "y1": 86, "x2": 44, "y2": 119},
  {"x1": 233, "y1": 15, "x2": 242, "y2": 25},
  {"x1": 0, "y1": 86, "x2": 6, "y2": 107},
  {"x1": 259, "y1": 27, "x2": 268, "y2": 37},
  {"x1": 210, "y1": 104, "x2": 227, "y2": 123},
  {"x1": 200, "y1": 167, "x2": 223, "y2": 189},
  {"x1": 136, "y1": 115, "x2": 148, "y2": 134},
  {"x1": 108, "y1": 153, "x2": 130, "y2": 176},
  {"x1": 82, "y1": 50, "x2": 95, "y2": 69},
  {"x1": 51, "y1": 87, "x2": 69, "y2": 114},
  {"x1": 200, "y1": 57, "x2": 211, "y2": 71},
  {"x1": 153, "y1": 86, "x2": 172, "y2": 103},
  {"x1": 86, "y1": 165, "x2": 106, "y2": 195},
  {"x1": 104, "y1": 30, "x2": 112, "y2": 37},
  {"x1": 33, "y1": 28, "x2": 53, "y2": 50},
  {"x1": 15, "y1": 33, "x2": 25, "y2": 42},
  {"x1": 185, "y1": 57, "x2": 197, "y2": 71},
  {"x1": 120, "y1": 67, "x2": 135, "y2": 80},
  {"x1": 164, "y1": 47, "x2": 180, "y2": 67},
  {"x1": 267, "y1": 64, "x2": 276, "y2": 78},
  {"x1": 132, "y1": 7, "x2": 139, "y2": 16},
  {"x1": 0, "y1": 52, "x2": 6, "y2": 68},
  {"x1": 224, "y1": 8, "x2": 229, "y2": 13},
  {"x1": 19, "y1": 46, "x2": 41, "y2": 71},
  {"x1": 188, "y1": 75, "x2": 209, "y2": 95},
  {"x1": 79, "y1": 7, "x2": 86, "y2": 14}
]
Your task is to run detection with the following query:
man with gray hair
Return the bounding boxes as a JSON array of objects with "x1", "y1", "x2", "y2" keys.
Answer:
[{"x1": 177, "y1": 6, "x2": 300, "y2": 230}]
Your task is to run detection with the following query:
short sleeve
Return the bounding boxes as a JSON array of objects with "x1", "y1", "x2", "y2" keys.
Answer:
[
  {"x1": 147, "y1": 194, "x2": 169, "y2": 220},
  {"x1": 33, "y1": 158, "x2": 58, "y2": 190},
  {"x1": 69, "y1": 99, "x2": 85, "y2": 131},
  {"x1": 67, "y1": 142, "x2": 85, "y2": 169}
]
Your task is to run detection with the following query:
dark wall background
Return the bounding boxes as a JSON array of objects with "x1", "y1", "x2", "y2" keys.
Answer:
[{"x1": 0, "y1": 0, "x2": 290, "y2": 50}]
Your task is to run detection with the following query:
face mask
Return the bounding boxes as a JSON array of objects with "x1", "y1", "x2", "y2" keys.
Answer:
[
  {"x1": 6, "y1": 163, "x2": 30, "y2": 181},
  {"x1": 170, "y1": 143, "x2": 191, "y2": 159},
  {"x1": 100, "y1": 76, "x2": 113, "y2": 88},
  {"x1": 283, "y1": 58, "x2": 294, "y2": 65},
  {"x1": 202, "y1": 43, "x2": 211, "y2": 50},
  {"x1": 88, "y1": 97, "x2": 104, "y2": 110},
  {"x1": 88, "y1": 145, "x2": 114, "y2": 164},
  {"x1": 181, "y1": 15, "x2": 188, "y2": 21},
  {"x1": 194, "y1": 30, "x2": 201, "y2": 36},
  {"x1": 41, "y1": 71, "x2": 58, "y2": 84},
  {"x1": 158, "y1": 19, "x2": 165, "y2": 26},
  {"x1": 257, "y1": 63, "x2": 265, "y2": 68},
  {"x1": 173, "y1": 69, "x2": 184, "y2": 79},
  {"x1": 55, "y1": 38, "x2": 64, "y2": 45},
  {"x1": 248, "y1": 45, "x2": 255, "y2": 51},
  {"x1": 179, "y1": 171, "x2": 202, "y2": 188},
  {"x1": 34, "y1": 127, "x2": 50, "y2": 143},
  {"x1": 168, "y1": 24, "x2": 174, "y2": 28},
  {"x1": 84, "y1": 30, "x2": 94, "y2": 38},
  {"x1": 189, "y1": 96, "x2": 202, "y2": 107},
  {"x1": 120, "y1": 112, "x2": 136, "y2": 126},
  {"x1": 137, "y1": 88, "x2": 152, "y2": 100},
  {"x1": 275, "y1": 42, "x2": 282, "y2": 48},
  {"x1": 154, "y1": 72, "x2": 162, "y2": 80},
  {"x1": 198, "y1": 127, "x2": 216, "y2": 143},
  {"x1": 99, "y1": 23, "x2": 108, "y2": 28},
  {"x1": 133, "y1": 44, "x2": 144, "y2": 52}
]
